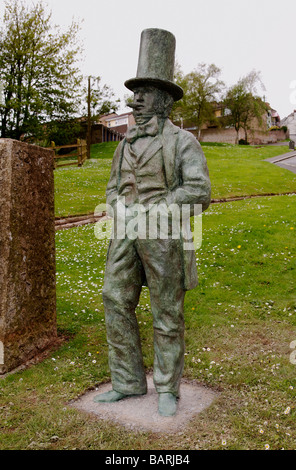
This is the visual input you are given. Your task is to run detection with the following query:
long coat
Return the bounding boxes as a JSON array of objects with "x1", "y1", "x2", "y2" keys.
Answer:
[{"x1": 105, "y1": 118, "x2": 211, "y2": 290}]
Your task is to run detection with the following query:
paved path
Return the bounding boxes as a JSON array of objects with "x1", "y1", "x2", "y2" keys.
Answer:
[
  {"x1": 274, "y1": 156, "x2": 296, "y2": 174},
  {"x1": 265, "y1": 151, "x2": 296, "y2": 174}
]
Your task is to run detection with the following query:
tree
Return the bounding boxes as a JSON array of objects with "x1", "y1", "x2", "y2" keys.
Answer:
[
  {"x1": 224, "y1": 70, "x2": 267, "y2": 144},
  {"x1": 171, "y1": 63, "x2": 225, "y2": 139},
  {"x1": 83, "y1": 75, "x2": 120, "y2": 118},
  {"x1": 0, "y1": 0, "x2": 83, "y2": 141},
  {"x1": 45, "y1": 118, "x2": 83, "y2": 147},
  {"x1": 83, "y1": 75, "x2": 120, "y2": 158}
]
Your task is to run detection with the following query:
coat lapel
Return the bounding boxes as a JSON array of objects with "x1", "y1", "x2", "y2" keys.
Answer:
[
  {"x1": 137, "y1": 135, "x2": 163, "y2": 167},
  {"x1": 162, "y1": 119, "x2": 179, "y2": 188}
]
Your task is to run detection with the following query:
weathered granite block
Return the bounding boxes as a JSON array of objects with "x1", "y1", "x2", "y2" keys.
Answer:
[{"x1": 0, "y1": 139, "x2": 56, "y2": 374}]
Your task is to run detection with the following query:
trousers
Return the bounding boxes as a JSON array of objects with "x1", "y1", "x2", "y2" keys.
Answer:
[{"x1": 102, "y1": 235, "x2": 186, "y2": 396}]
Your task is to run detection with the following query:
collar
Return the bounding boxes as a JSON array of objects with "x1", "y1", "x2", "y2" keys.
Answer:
[{"x1": 126, "y1": 116, "x2": 159, "y2": 143}]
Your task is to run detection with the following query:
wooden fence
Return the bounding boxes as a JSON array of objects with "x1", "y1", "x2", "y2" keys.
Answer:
[{"x1": 49, "y1": 139, "x2": 87, "y2": 169}]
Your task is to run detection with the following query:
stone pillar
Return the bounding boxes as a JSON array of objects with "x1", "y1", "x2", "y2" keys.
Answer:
[{"x1": 0, "y1": 139, "x2": 57, "y2": 374}]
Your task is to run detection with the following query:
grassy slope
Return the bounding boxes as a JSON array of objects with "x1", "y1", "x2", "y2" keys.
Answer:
[
  {"x1": 204, "y1": 144, "x2": 296, "y2": 200},
  {"x1": 0, "y1": 194, "x2": 295, "y2": 450},
  {"x1": 54, "y1": 142, "x2": 296, "y2": 217}
]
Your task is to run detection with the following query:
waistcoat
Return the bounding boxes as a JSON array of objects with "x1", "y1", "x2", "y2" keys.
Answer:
[{"x1": 118, "y1": 135, "x2": 168, "y2": 207}]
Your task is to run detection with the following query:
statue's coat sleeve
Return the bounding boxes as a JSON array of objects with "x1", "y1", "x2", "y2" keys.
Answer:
[
  {"x1": 166, "y1": 128, "x2": 211, "y2": 214},
  {"x1": 106, "y1": 140, "x2": 124, "y2": 208}
]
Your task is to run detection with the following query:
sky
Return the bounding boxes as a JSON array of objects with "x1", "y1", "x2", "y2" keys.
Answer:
[{"x1": 1, "y1": 0, "x2": 296, "y2": 119}]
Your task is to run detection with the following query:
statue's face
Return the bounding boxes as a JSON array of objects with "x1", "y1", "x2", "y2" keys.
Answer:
[{"x1": 132, "y1": 87, "x2": 160, "y2": 124}]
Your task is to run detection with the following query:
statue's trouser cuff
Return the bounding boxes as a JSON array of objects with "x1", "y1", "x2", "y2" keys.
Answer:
[{"x1": 103, "y1": 236, "x2": 185, "y2": 397}]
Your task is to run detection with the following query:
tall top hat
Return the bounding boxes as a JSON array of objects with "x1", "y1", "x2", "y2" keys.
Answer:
[{"x1": 125, "y1": 28, "x2": 183, "y2": 102}]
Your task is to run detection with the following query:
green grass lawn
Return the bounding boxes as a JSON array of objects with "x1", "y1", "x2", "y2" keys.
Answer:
[
  {"x1": 54, "y1": 142, "x2": 118, "y2": 218},
  {"x1": 0, "y1": 194, "x2": 295, "y2": 450},
  {"x1": 90, "y1": 141, "x2": 119, "y2": 159},
  {"x1": 54, "y1": 142, "x2": 296, "y2": 217},
  {"x1": 204, "y1": 143, "x2": 296, "y2": 200}
]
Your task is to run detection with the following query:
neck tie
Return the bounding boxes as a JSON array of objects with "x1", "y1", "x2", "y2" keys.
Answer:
[{"x1": 126, "y1": 116, "x2": 159, "y2": 143}]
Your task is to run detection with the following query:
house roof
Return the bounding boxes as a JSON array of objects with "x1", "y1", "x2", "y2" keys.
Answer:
[
  {"x1": 103, "y1": 111, "x2": 133, "y2": 122},
  {"x1": 281, "y1": 111, "x2": 296, "y2": 124}
]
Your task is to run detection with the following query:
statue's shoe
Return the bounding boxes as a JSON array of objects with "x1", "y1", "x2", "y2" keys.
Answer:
[
  {"x1": 93, "y1": 390, "x2": 128, "y2": 403},
  {"x1": 93, "y1": 390, "x2": 145, "y2": 403},
  {"x1": 158, "y1": 392, "x2": 177, "y2": 417}
]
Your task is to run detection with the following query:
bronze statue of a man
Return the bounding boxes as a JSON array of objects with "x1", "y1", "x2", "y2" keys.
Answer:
[{"x1": 94, "y1": 29, "x2": 211, "y2": 417}]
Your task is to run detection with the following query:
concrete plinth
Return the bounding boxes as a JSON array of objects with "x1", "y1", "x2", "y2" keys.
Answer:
[
  {"x1": 0, "y1": 139, "x2": 56, "y2": 374},
  {"x1": 71, "y1": 375, "x2": 218, "y2": 433}
]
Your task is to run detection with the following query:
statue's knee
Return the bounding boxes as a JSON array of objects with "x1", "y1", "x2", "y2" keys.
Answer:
[
  {"x1": 103, "y1": 284, "x2": 124, "y2": 307},
  {"x1": 102, "y1": 283, "x2": 114, "y2": 304}
]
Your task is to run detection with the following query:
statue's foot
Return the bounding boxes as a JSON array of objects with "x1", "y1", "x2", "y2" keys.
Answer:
[
  {"x1": 93, "y1": 389, "x2": 146, "y2": 403},
  {"x1": 158, "y1": 392, "x2": 178, "y2": 417},
  {"x1": 93, "y1": 390, "x2": 128, "y2": 403}
]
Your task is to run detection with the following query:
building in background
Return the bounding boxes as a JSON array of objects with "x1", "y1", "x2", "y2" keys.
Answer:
[
  {"x1": 267, "y1": 107, "x2": 281, "y2": 128},
  {"x1": 281, "y1": 111, "x2": 296, "y2": 142},
  {"x1": 178, "y1": 102, "x2": 285, "y2": 145},
  {"x1": 79, "y1": 111, "x2": 135, "y2": 144},
  {"x1": 99, "y1": 112, "x2": 135, "y2": 136}
]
